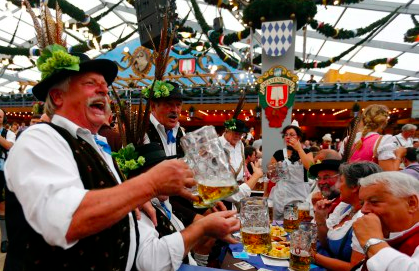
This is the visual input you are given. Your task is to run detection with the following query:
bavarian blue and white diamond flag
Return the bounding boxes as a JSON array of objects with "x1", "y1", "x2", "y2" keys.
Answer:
[{"x1": 261, "y1": 20, "x2": 294, "y2": 57}]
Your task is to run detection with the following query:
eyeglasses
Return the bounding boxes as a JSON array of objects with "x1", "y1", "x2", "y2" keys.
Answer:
[
  {"x1": 284, "y1": 133, "x2": 298, "y2": 137},
  {"x1": 316, "y1": 173, "x2": 340, "y2": 182}
]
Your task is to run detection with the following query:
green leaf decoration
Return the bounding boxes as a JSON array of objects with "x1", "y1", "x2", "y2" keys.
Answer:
[{"x1": 37, "y1": 44, "x2": 80, "y2": 80}]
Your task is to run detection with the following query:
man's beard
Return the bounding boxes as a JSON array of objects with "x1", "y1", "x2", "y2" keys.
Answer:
[{"x1": 319, "y1": 184, "x2": 340, "y2": 200}]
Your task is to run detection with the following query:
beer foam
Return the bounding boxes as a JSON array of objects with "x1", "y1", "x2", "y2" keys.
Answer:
[
  {"x1": 291, "y1": 249, "x2": 311, "y2": 257},
  {"x1": 242, "y1": 227, "x2": 270, "y2": 234}
]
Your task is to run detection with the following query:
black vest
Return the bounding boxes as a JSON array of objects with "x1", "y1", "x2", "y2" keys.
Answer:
[
  {"x1": 147, "y1": 124, "x2": 185, "y2": 158},
  {"x1": 5, "y1": 123, "x2": 138, "y2": 271}
]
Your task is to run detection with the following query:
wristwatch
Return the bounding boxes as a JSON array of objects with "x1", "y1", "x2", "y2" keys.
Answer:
[{"x1": 363, "y1": 238, "x2": 385, "y2": 254}]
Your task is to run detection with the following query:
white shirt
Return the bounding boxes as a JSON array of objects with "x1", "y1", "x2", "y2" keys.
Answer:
[
  {"x1": 136, "y1": 199, "x2": 196, "y2": 271},
  {"x1": 4, "y1": 115, "x2": 136, "y2": 271},
  {"x1": 393, "y1": 133, "x2": 414, "y2": 148},
  {"x1": 144, "y1": 114, "x2": 181, "y2": 156},
  {"x1": 219, "y1": 134, "x2": 245, "y2": 181},
  {"x1": 354, "y1": 222, "x2": 419, "y2": 271},
  {"x1": 0, "y1": 127, "x2": 16, "y2": 170}
]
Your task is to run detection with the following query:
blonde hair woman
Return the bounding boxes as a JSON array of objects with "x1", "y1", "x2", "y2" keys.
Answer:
[{"x1": 349, "y1": 104, "x2": 403, "y2": 170}]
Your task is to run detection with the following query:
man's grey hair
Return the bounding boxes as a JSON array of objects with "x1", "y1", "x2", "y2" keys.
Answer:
[
  {"x1": 44, "y1": 77, "x2": 71, "y2": 117},
  {"x1": 339, "y1": 161, "x2": 382, "y2": 188},
  {"x1": 359, "y1": 171, "x2": 419, "y2": 198},
  {"x1": 402, "y1": 124, "x2": 417, "y2": 132}
]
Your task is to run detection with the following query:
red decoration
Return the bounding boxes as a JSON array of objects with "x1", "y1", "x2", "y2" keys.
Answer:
[{"x1": 265, "y1": 106, "x2": 289, "y2": 128}]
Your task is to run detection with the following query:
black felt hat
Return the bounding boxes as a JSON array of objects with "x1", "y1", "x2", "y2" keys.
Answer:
[
  {"x1": 127, "y1": 143, "x2": 177, "y2": 179},
  {"x1": 150, "y1": 81, "x2": 188, "y2": 101},
  {"x1": 136, "y1": 142, "x2": 177, "y2": 169},
  {"x1": 32, "y1": 52, "x2": 118, "y2": 102},
  {"x1": 224, "y1": 119, "x2": 249, "y2": 133},
  {"x1": 308, "y1": 159, "x2": 342, "y2": 177}
]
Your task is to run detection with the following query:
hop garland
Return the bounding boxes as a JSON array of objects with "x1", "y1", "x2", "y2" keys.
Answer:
[
  {"x1": 363, "y1": 58, "x2": 398, "y2": 69},
  {"x1": 141, "y1": 80, "x2": 174, "y2": 98},
  {"x1": 309, "y1": 8, "x2": 399, "y2": 40},
  {"x1": 111, "y1": 143, "x2": 145, "y2": 178},
  {"x1": 404, "y1": 15, "x2": 419, "y2": 43},
  {"x1": 242, "y1": 0, "x2": 317, "y2": 30},
  {"x1": 37, "y1": 44, "x2": 80, "y2": 80}
]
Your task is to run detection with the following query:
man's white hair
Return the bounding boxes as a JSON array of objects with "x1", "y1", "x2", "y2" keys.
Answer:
[
  {"x1": 44, "y1": 77, "x2": 71, "y2": 117},
  {"x1": 402, "y1": 124, "x2": 417, "y2": 132},
  {"x1": 359, "y1": 171, "x2": 419, "y2": 198}
]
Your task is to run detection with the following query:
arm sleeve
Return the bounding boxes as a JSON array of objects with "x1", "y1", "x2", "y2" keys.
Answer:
[
  {"x1": 4, "y1": 125, "x2": 87, "y2": 248},
  {"x1": 377, "y1": 135, "x2": 397, "y2": 161},
  {"x1": 272, "y1": 150, "x2": 284, "y2": 162},
  {"x1": 224, "y1": 183, "x2": 251, "y2": 203},
  {"x1": 367, "y1": 246, "x2": 419, "y2": 271},
  {"x1": 136, "y1": 213, "x2": 185, "y2": 271}
]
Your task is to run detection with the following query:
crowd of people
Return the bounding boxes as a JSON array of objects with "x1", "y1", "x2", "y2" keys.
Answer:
[{"x1": 0, "y1": 50, "x2": 417, "y2": 271}]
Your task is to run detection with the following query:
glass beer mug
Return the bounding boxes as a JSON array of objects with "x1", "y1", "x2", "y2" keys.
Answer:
[
  {"x1": 298, "y1": 202, "x2": 312, "y2": 223},
  {"x1": 289, "y1": 229, "x2": 312, "y2": 271},
  {"x1": 180, "y1": 126, "x2": 239, "y2": 204},
  {"x1": 240, "y1": 197, "x2": 272, "y2": 254},
  {"x1": 283, "y1": 202, "x2": 300, "y2": 233},
  {"x1": 181, "y1": 154, "x2": 215, "y2": 209}
]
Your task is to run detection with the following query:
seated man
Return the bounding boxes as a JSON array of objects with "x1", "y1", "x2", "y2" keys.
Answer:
[
  {"x1": 309, "y1": 156, "x2": 342, "y2": 210},
  {"x1": 353, "y1": 172, "x2": 419, "y2": 270},
  {"x1": 133, "y1": 143, "x2": 240, "y2": 271},
  {"x1": 401, "y1": 147, "x2": 419, "y2": 179}
]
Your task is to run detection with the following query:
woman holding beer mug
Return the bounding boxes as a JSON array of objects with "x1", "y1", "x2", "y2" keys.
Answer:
[
  {"x1": 312, "y1": 162, "x2": 382, "y2": 271},
  {"x1": 268, "y1": 124, "x2": 314, "y2": 220}
]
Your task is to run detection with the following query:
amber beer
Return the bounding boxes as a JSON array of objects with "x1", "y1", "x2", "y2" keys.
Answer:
[
  {"x1": 241, "y1": 227, "x2": 272, "y2": 254},
  {"x1": 289, "y1": 249, "x2": 311, "y2": 271},
  {"x1": 192, "y1": 193, "x2": 215, "y2": 209},
  {"x1": 254, "y1": 180, "x2": 264, "y2": 191},
  {"x1": 197, "y1": 183, "x2": 238, "y2": 204},
  {"x1": 284, "y1": 203, "x2": 300, "y2": 232},
  {"x1": 298, "y1": 209, "x2": 311, "y2": 223},
  {"x1": 284, "y1": 218, "x2": 300, "y2": 232}
]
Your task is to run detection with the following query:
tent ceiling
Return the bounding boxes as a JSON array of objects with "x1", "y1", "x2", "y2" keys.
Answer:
[{"x1": 0, "y1": 0, "x2": 418, "y2": 93}]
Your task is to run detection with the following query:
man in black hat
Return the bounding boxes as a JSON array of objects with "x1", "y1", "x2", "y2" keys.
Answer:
[
  {"x1": 132, "y1": 143, "x2": 239, "y2": 270},
  {"x1": 145, "y1": 81, "x2": 186, "y2": 158},
  {"x1": 219, "y1": 118, "x2": 262, "y2": 204},
  {"x1": 3, "y1": 45, "x2": 196, "y2": 271},
  {"x1": 309, "y1": 156, "x2": 343, "y2": 246},
  {"x1": 309, "y1": 157, "x2": 342, "y2": 212}
]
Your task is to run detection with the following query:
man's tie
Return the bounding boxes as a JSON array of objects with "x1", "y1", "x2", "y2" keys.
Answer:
[
  {"x1": 160, "y1": 201, "x2": 171, "y2": 220},
  {"x1": 94, "y1": 135, "x2": 112, "y2": 155},
  {"x1": 166, "y1": 129, "x2": 176, "y2": 144}
]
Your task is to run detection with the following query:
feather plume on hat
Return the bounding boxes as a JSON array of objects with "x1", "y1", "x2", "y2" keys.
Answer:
[
  {"x1": 111, "y1": 10, "x2": 176, "y2": 148},
  {"x1": 23, "y1": 0, "x2": 66, "y2": 50}
]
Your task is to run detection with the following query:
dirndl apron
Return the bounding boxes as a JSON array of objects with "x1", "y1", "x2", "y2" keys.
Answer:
[{"x1": 271, "y1": 148, "x2": 310, "y2": 220}]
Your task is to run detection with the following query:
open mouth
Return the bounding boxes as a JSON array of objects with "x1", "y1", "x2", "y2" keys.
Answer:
[{"x1": 89, "y1": 101, "x2": 106, "y2": 115}]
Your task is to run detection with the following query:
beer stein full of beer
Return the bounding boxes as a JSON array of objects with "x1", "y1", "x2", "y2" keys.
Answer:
[
  {"x1": 289, "y1": 229, "x2": 312, "y2": 271},
  {"x1": 180, "y1": 126, "x2": 239, "y2": 204},
  {"x1": 283, "y1": 202, "x2": 300, "y2": 232},
  {"x1": 298, "y1": 202, "x2": 312, "y2": 223},
  {"x1": 240, "y1": 197, "x2": 272, "y2": 254}
]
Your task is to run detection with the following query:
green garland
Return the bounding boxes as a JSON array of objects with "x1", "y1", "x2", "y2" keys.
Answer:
[
  {"x1": 242, "y1": 0, "x2": 317, "y2": 30},
  {"x1": 202, "y1": 0, "x2": 238, "y2": 11},
  {"x1": 404, "y1": 15, "x2": 419, "y2": 42},
  {"x1": 295, "y1": 19, "x2": 384, "y2": 70},
  {"x1": 363, "y1": 58, "x2": 398, "y2": 69},
  {"x1": 309, "y1": 8, "x2": 399, "y2": 39},
  {"x1": 190, "y1": 0, "x2": 240, "y2": 68}
]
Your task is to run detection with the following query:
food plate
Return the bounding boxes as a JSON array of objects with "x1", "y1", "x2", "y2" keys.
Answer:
[
  {"x1": 262, "y1": 241, "x2": 291, "y2": 260},
  {"x1": 271, "y1": 225, "x2": 288, "y2": 239}
]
